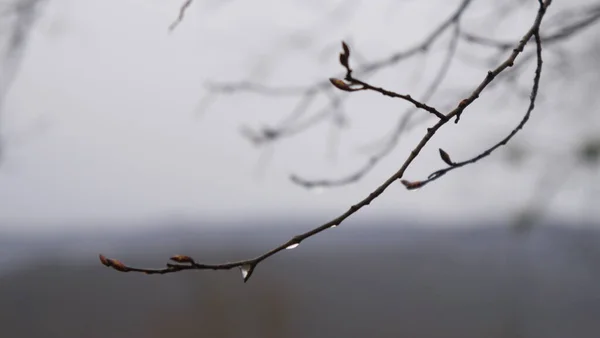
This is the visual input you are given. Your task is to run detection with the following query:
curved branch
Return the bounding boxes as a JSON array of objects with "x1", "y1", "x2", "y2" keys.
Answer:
[
  {"x1": 100, "y1": 0, "x2": 551, "y2": 282},
  {"x1": 405, "y1": 26, "x2": 544, "y2": 190}
]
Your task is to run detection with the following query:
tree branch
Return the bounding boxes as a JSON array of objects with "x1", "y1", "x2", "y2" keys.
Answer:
[
  {"x1": 403, "y1": 22, "x2": 544, "y2": 190},
  {"x1": 201, "y1": 0, "x2": 475, "y2": 148},
  {"x1": 100, "y1": 0, "x2": 551, "y2": 282},
  {"x1": 290, "y1": 21, "x2": 462, "y2": 188}
]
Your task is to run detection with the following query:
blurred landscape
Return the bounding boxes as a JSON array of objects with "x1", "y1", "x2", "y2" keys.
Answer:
[{"x1": 2, "y1": 217, "x2": 600, "y2": 338}]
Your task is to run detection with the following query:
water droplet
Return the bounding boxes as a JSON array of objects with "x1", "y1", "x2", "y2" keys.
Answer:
[
  {"x1": 240, "y1": 264, "x2": 253, "y2": 282},
  {"x1": 329, "y1": 224, "x2": 338, "y2": 229},
  {"x1": 286, "y1": 243, "x2": 300, "y2": 250}
]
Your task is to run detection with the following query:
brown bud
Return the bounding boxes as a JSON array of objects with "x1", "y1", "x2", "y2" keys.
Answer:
[
  {"x1": 170, "y1": 255, "x2": 195, "y2": 264},
  {"x1": 99, "y1": 254, "x2": 111, "y2": 267},
  {"x1": 339, "y1": 52, "x2": 349, "y2": 68},
  {"x1": 438, "y1": 148, "x2": 454, "y2": 166},
  {"x1": 400, "y1": 179, "x2": 425, "y2": 190},
  {"x1": 339, "y1": 41, "x2": 350, "y2": 68},
  {"x1": 110, "y1": 259, "x2": 129, "y2": 272},
  {"x1": 329, "y1": 78, "x2": 354, "y2": 92},
  {"x1": 341, "y1": 41, "x2": 350, "y2": 57}
]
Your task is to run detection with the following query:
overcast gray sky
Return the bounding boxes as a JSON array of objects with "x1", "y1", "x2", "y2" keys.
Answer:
[{"x1": 1, "y1": 0, "x2": 598, "y2": 231}]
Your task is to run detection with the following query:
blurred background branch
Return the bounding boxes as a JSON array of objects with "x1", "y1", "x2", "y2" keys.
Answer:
[{"x1": 0, "y1": 0, "x2": 48, "y2": 161}]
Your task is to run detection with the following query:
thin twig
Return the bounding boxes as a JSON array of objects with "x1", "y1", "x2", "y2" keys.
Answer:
[
  {"x1": 461, "y1": 4, "x2": 600, "y2": 49},
  {"x1": 239, "y1": 92, "x2": 340, "y2": 145},
  {"x1": 407, "y1": 23, "x2": 544, "y2": 189},
  {"x1": 205, "y1": 81, "x2": 318, "y2": 97},
  {"x1": 169, "y1": 0, "x2": 193, "y2": 32},
  {"x1": 202, "y1": 0, "x2": 475, "y2": 147},
  {"x1": 291, "y1": 22, "x2": 463, "y2": 188},
  {"x1": 100, "y1": 0, "x2": 551, "y2": 282}
]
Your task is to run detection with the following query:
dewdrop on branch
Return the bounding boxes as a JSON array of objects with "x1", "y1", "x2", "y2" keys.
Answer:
[
  {"x1": 286, "y1": 243, "x2": 300, "y2": 250},
  {"x1": 286, "y1": 236, "x2": 303, "y2": 250},
  {"x1": 240, "y1": 264, "x2": 254, "y2": 283}
]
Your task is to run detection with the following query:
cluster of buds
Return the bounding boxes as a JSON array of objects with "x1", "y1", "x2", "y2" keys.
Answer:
[
  {"x1": 329, "y1": 41, "x2": 365, "y2": 92},
  {"x1": 99, "y1": 254, "x2": 130, "y2": 272}
]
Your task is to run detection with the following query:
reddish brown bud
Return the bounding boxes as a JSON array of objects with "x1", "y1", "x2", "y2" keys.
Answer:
[
  {"x1": 99, "y1": 254, "x2": 111, "y2": 267},
  {"x1": 170, "y1": 255, "x2": 195, "y2": 264},
  {"x1": 110, "y1": 259, "x2": 129, "y2": 272},
  {"x1": 329, "y1": 78, "x2": 355, "y2": 92},
  {"x1": 400, "y1": 179, "x2": 425, "y2": 190}
]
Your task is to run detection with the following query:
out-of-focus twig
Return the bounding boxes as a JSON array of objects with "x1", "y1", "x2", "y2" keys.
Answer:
[
  {"x1": 0, "y1": 0, "x2": 49, "y2": 164},
  {"x1": 169, "y1": 0, "x2": 193, "y2": 32},
  {"x1": 203, "y1": 0, "x2": 474, "y2": 181},
  {"x1": 461, "y1": 3, "x2": 600, "y2": 49}
]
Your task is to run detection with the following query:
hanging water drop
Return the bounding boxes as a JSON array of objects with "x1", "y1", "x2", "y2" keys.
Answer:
[
  {"x1": 286, "y1": 243, "x2": 300, "y2": 250},
  {"x1": 240, "y1": 264, "x2": 253, "y2": 282},
  {"x1": 329, "y1": 224, "x2": 338, "y2": 229}
]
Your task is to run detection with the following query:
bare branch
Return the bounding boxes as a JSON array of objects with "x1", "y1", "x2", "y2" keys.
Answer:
[
  {"x1": 200, "y1": 0, "x2": 475, "y2": 150},
  {"x1": 291, "y1": 22, "x2": 463, "y2": 188},
  {"x1": 407, "y1": 23, "x2": 545, "y2": 189},
  {"x1": 100, "y1": 0, "x2": 552, "y2": 282}
]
